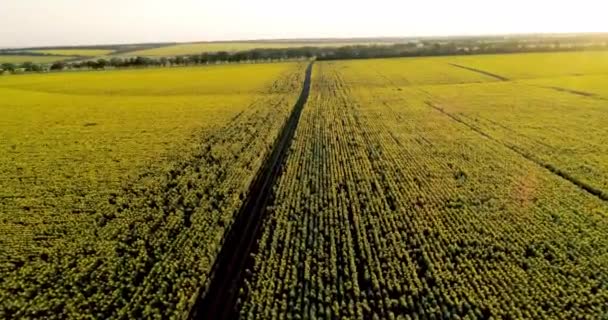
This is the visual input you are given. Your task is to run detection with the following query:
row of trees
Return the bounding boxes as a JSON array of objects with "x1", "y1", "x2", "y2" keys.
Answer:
[
  {"x1": 0, "y1": 49, "x2": 313, "y2": 74},
  {"x1": 3, "y1": 35, "x2": 608, "y2": 75},
  {"x1": 1, "y1": 62, "x2": 45, "y2": 73},
  {"x1": 317, "y1": 40, "x2": 608, "y2": 60}
]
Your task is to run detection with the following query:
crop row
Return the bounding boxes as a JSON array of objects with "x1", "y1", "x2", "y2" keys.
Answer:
[
  {"x1": 237, "y1": 63, "x2": 608, "y2": 319},
  {"x1": 0, "y1": 65, "x2": 306, "y2": 319},
  {"x1": 419, "y1": 80, "x2": 608, "y2": 200}
]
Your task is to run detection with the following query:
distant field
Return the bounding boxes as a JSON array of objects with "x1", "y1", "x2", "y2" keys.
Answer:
[
  {"x1": 0, "y1": 63, "x2": 295, "y2": 95},
  {"x1": 0, "y1": 55, "x2": 75, "y2": 64},
  {"x1": 24, "y1": 49, "x2": 115, "y2": 56},
  {"x1": 126, "y1": 41, "x2": 390, "y2": 56},
  {"x1": 452, "y1": 51, "x2": 608, "y2": 79},
  {"x1": 522, "y1": 74, "x2": 608, "y2": 99},
  {"x1": 331, "y1": 56, "x2": 499, "y2": 87}
]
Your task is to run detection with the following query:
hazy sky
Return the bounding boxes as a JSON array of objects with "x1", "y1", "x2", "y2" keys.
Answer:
[{"x1": 1, "y1": 0, "x2": 606, "y2": 48}]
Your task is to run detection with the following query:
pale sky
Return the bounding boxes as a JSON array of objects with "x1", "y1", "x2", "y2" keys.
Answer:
[{"x1": 0, "y1": 0, "x2": 606, "y2": 48}]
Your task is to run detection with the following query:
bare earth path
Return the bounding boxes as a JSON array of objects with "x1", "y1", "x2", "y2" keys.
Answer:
[{"x1": 189, "y1": 62, "x2": 314, "y2": 320}]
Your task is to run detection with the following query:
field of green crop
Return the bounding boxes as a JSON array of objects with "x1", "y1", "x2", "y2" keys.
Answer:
[
  {"x1": 2, "y1": 51, "x2": 608, "y2": 319},
  {"x1": 238, "y1": 55, "x2": 608, "y2": 318},
  {"x1": 522, "y1": 74, "x2": 608, "y2": 99},
  {"x1": 0, "y1": 55, "x2": 75, "y2": 64},
  {"x1": 451, "y1": 51, "x2": 608, "y2": 79},
  {"x1": 0, "y1": 63, "x2": 298, "y2": 95},
  {"x1": 421, "y1": 82, "x2": 608, "y2": 197},
  {"x1": 0, "y1": 62, "x2": 307, "y2": 318},
  {"x1": 24, "y1": 49, "x2": 116, "y2": 56},
  {"x1": 126, "y1": 41, "x2": 390, "y2": 57},
  {"x1": 332, "y1": 56, "x2": 498, "y2": 86}
]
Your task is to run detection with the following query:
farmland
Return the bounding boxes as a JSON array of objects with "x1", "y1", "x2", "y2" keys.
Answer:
[
  {"x1": 0, "y1": 62, "x2": 307, "y2": 318},
  {"x1": 236, "y1": 55, "x2": 608, "y2": 318},
  {"x1": 23, "y1": 49, "x2": 116, "y2": 57},
  {"x1": 125, "y1": 41, "x2": 391, "y2": 57},
  {"x1": 1, "y1": 50, "x2": 608, "y2": 319},
  {"x1": 523, "y1": 74, "x2": 608, "y2": 99},
  {"x1": 0, "y1": 55, "x2": 76, "y2": 64},
  {"x1": 451, "y1": 51, "x2": 608, "y2": 79}
]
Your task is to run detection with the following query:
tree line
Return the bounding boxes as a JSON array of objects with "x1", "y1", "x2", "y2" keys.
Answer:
[{"x1": 2, "y1": 35, "x2": 608, "y2": 74}]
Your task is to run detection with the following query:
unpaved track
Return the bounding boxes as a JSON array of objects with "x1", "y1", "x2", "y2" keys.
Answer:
[
  {"x1": 449, "y1": 63, "x2": 510, "y2": 81},
  {"x1": 189, "y1": 62, "x2": 314, "y2": 320},
  {"x1": 426, "y1": 101, "x2": 608, "y2": 202}
]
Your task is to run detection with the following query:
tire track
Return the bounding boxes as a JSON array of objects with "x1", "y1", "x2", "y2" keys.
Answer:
[
  {"x1": 449, "y1": 63, "x2": 510, "y2": 81},
  {"x1": 188, "y1": 62, "x2": 314, "y2": 320},
  {"x1": 425, "y1": 101, "x2": 608, "y2": 202},
  {"x1": 450, "y1": 63, "x2": 607, "y2": 101},
  {"x1": 539, "y1": 85, "x2": 608, "y2": 101}
]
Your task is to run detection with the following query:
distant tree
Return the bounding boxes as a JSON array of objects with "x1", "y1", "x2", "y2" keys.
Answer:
[
  {"x1": 1, "y1": 62, "x2": 16, "y2": 73},
  {"x1": 215, "y1": 51, "x2": 229, "y2": 61},
  {"x1": 32, "y1": 64, "x2": 44, "y2": 72},
  {"x1": 134, "y1": 56, "x2": 154, "y2": 66},
  {"x1": 85, "y1": 60, "x2": 97, "y2": 69},
  {"x1": 187, "y1": 55, "x2": 200, "y2": 65},
  {"x1": 21, "y1": 61, "x2": 34, "y2": 71},
  {"x1": 232, "y1": 51, "x2": 248, "y2": 62},
  {"x1": 174, "y1": 56, "x2": 185, "y2": 65},
  {"x1": 72, "y1": 61, "x2": 86, "y2": 69},
  {"x1": 21, "y1": 61, "x2": 43, "y2": 72},
  {"x1": 50, "y1": 61, "x2": 66, "y2": 71},
  {"x1": 109, "y1": 57, "x2": 123, "y2": 68},
  {"x1": 96, "y1": 59, "x2": 108, "y2": 69},
  {"x1": 199, "y1": 53, "x2": 209, "y2": 64},
  {"x1": 249, "y1": 50, "x2": 261, "y2": 61}
]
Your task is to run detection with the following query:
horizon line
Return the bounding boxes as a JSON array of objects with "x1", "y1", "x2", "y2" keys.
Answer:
[{"x1": 2, "y1": 31, "x2": 607, "y2": 51}]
